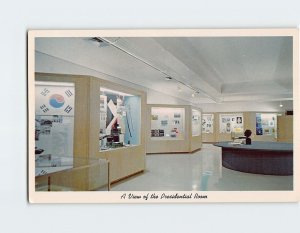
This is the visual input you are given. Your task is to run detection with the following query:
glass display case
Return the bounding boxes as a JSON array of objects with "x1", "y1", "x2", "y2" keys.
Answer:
[
  {"x1": 35, "y1": 157, "x2": 109, "y2": 191},
  {"x1": 219, "y1": 113, "x2": 244, "y2": 133},
  {"x1": 256, "y1": 113, "x2": 277, "y2": 137},
  {"x1": 150, "y1": 107, "x2": 185, "y2": 140},
  {"x1": 202, "y1": 114, "x2": 214, "y2": 133},
  {"x1": 99, "y1": 87, "x2": 141, "y2": 151},
  {"x1": 35, "y1": 81, "x2": 75, "y2": 171},
  {"x1": 192, "y1": 109, "x2": 201, "y2": 136}
]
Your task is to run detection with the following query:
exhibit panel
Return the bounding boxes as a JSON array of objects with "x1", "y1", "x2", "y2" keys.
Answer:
[
  {"x1": 150, "y1": 107, "x2": 185, "y2": 140},
  {"x1": 35, "y1": 81, "x2": 76, "y2": 182},
  {"x1": 192, "y1": 109, "x2": 201, "y2": 137},
  {"x1": 202, "y1": 113, "x2": 214, "y2": 134},
  {"x1": 255, "y1": 113, "x2": 277, "y2": 137},
  {"x1": 219, "y1": 113, "x2": 244, "y2": 134},
  {"x1": 190, "y1": 108, "x2": 202, "y2": 151},
  {"x1": 202, "y1": 113, "x2": 215, "y2": 143},
  {"x1": 147, "y1": 105, "x2": 202, "y2": 153},
  {"x1": 248, "y1": 112, "x2": 281, "y2": 142},
  {"x1": 215, "y1": 113, "x2": 245, "y2": 142}
]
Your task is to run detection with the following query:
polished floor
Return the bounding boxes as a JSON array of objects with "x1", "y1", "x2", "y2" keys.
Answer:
[{"x1": 111, "y1": 144, "x2": 293, "y2": 191}]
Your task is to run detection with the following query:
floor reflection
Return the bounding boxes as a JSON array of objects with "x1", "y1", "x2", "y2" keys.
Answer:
[{"x1": 111, "y1": 144, "x2": 293, "y2": 191}]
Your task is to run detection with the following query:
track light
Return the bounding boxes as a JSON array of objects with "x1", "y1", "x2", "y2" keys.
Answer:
[{"x1": 90, "y1": 37, "x2": 109, "y2": 47}]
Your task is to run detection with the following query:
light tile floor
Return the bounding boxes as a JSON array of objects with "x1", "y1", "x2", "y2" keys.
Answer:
[{"x1": 111, "y1": 144, "x2": 293, "y2": 191}]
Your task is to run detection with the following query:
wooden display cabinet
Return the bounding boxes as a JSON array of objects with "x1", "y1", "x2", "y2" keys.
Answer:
[{"x1": 35, "y1": 73, "x2": 146, "y2": 185}]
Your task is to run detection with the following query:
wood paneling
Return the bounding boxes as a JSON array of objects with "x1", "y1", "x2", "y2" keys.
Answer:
[{"x1": 277, "y1": 115, "x2": 293, "y2": 143}]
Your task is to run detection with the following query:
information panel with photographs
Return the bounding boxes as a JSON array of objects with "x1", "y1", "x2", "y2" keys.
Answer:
[
  {"x1": 151, "y1": 107, "x2": 185, "y2": 140},
  {"x1": 219, "y1": 113, "x2": 244, "y2": 133},
  {"x1": 256, "y1": 113, "x2": 277, "y2": 137},
  {"x1": 192, "y1": 109, "x2": 201, "y2": 136},
  {"x1": 35, "y1": 81, "x2": 75, "y2": 176},
  {"x1": 202, "y1": 114, "x2": 214, "y2": 133}
]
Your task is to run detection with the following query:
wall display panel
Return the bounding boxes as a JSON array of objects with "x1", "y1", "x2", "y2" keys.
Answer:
[
  {"x1": 151, "y1": 107, "x2": 185, "y2": 140},
  {"x1": 99, "y1": 88, "x2": 141, "y2": 150},
  {"x1": 219, "y1": 113, "x2": 243, "y2": 133},
  {"x1": 256, "y1": 113, "x2": 277, "y2": 137},
  {"x1": 202, "y1": 114, "x2": 214, "y2": 133},
  {"x1": 35, "y1": 81, "x2": 75, "y2": 176},
  {"x1": 192, "y1": 109, "x2": 201, "y2": 136}
]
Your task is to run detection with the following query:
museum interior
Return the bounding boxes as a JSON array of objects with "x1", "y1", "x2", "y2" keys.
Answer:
[{"x1": 33, "y1": 35, "x2": 294, "y2": 192}]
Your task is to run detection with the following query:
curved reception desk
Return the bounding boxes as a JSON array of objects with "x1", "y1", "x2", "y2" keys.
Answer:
[{"x1": 214, "y1": 141, "x2": 293, "y2": 175}]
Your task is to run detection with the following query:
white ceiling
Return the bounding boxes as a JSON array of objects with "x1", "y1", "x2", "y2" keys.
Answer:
[{"x1": 35, "y1": 36, "x2": 293, "y2": 106}]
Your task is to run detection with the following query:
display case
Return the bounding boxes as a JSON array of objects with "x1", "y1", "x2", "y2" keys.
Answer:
[
  {"x1": 35, "y1": 81, "x2": 75, "y2": 160},
  {"x1": 35, "y1": 73, "x2": 146, "y2": 184},
  {"x1": 35, "y1": 157, "x2": 109, "y2": 191},
  {"x1": 150, "y1": 107, "x2": 185, "y2": 140},
  {"x1": 219, "y1": 113, "x2": 244, "y2": 134},
  {"x1": 202, "y1": 113, "x2": 214, "y2": 134},
  {"x1": 192, "y1": 109, "x2": 201, "y2": 136},
  {"x1": 147, "y1": 104, "x2": 202, "y2": 153},
  {"x1": 99, "y1": 88, "x2": 141, "y2": 150},
  {"x1": 256, "y1": 113, "x2": 277, "y2": 137},
  {"x1": 201, "y1": 113, "x2": 215, "y2": 143}
]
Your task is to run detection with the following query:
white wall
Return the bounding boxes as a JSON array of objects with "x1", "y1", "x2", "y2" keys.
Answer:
[
  {"x1": 35, "y1": 51, "x2": 190, "y2": 105},
  {"x1": 200, "y1": 100, "x2": 293, "y2": 113}
]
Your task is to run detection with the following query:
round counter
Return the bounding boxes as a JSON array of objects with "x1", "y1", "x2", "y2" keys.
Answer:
[{"x1": 214, "y1": 141, "x2": 293, "y2": 175}]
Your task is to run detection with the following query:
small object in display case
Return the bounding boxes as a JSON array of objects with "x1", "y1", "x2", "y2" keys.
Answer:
[
  {"x1": 151, "y1": 115, "x2": 158, "y2": 120},
  {"x1": 173, "y1": 120, "x2": 180, "y2": 125},
  {"x1": 161, "y1": 120, "x2": 168, "y2": 126},
  {"x1": 151, "y1": 129, "x2": 155, "y2": 137},
  {"x1": 170, "y1": 128, "x2": 178, "y2": 137},
  {"x1": 151, "y1": 129, "x2": 165, "y2": 137},
  {"x1": 159, "y1": 129, "x2": 164, "y2": 137},
  {"x1": 174, "y1": 113, "x2": 181, "y2": 118},
  {"x1": 112, "y1": 142, "x2": 124, "y2": 148},
  {"x1": 35, "y1": 147, "x2": 44, "y2": 155}
]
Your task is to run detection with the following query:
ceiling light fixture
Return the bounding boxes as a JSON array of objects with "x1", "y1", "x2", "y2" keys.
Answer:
[
  {"x1": 90, "y1": 37, "x2": 109, "y2": 47},
  {"x1": 165, "y1": 76, "x2": 172, "y2": 81},
  {"x1": 279, "y1": 102, "x2": 283, "y2": 108}
]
